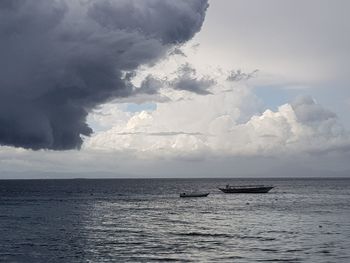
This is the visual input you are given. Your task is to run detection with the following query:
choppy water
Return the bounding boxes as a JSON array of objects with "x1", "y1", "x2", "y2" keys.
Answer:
[{"x1": 0, "y1": 178, "x2": 349, "y2": 262}]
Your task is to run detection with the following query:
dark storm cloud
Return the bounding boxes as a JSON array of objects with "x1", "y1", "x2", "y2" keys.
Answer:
[
  {"x1": 169, "y1": 47, "x2": 187, "y2": 57},
  {"x1": 171, "y1": 63, "x2": 215, "y2": 95},
  {"x1": 0, "y1": 0, "x2": 208, "y2": 150},
  {"x1": 126, "y1": 63, "x2": 216, "y2": 98},
  {"x1": 137, "y1": 75, "x2": 163, "y2": 95},
  {"x1": 227, "y1": 69, "x2": 258, "y2": 82},
  {"x1": 88, "y1": 0, "x2": 208, "y2": 45},
  {"x1": 135, "y1": 63, "x2": 216, "y2": 95}
]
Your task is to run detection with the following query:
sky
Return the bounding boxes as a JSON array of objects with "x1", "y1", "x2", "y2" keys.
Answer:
[{"x1": 1, "y1": 0, "x2": 350, "y2": 178}]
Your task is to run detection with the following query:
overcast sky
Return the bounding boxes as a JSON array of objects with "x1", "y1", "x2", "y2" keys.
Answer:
[{"x1": 1, "y1": 0, "x2": 350, "y2": 178}]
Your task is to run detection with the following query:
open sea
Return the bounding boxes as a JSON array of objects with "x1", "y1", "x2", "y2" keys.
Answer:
[{"x1": 0, "y1": 178, "x2": 349, "y2": 262}]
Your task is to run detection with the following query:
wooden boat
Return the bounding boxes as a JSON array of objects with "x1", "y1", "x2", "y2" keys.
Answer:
[
  {"x1": 219, "y1": 185, "x2": 274, "y2": 194},
  {"x1": 179, "y1": 192, "x2": 209, "y2": 198}
]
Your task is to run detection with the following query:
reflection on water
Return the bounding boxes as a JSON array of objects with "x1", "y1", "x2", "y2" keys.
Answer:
[{"x1": 0, "y1": 178, "x2": 349, "y2": 262}]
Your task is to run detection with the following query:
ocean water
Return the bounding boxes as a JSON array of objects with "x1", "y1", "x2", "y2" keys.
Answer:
[{"x1": 0, "y1": 178, "x2": 349, "y2": 262}]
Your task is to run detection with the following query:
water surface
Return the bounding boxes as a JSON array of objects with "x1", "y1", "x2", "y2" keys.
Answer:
[{"x1": 0, "y1": 178, "x2": 349, "y2": 262}]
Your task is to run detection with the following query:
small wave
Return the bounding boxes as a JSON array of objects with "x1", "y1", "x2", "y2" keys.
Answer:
[
  {"x1": 172, "y1": 232, "x2": 276, "y2": 241},
  {"x1": 265, "y1": 230, "x2": 296, "y2": 235},
  {"x1": 258, "y1": 248, "x2": 279, "y2": 252},
  {"x1": 240, "y1": 236, "x2": 276, "y2": 241},
  {"x1": 166, "y1": 219, "x2": 192, "y2": 225},
  {"x1": 174, "y1": 232, "x2": 232, "y2": 238},
  {"x1": 144, "y1": 258, "x2": 187, "y2": 262},
  {"x1": 285, "y1": 248, "x2": 305, "y2": 252},
  {"x1": 214, "y1": 255, "x2": 244, "y2": 260},
  {"x1": 120, "y1": 256, "x2": 191, "y2": 262},
  {"x1": 256, "y1": 258, "x2": 302, "y2": 262}
]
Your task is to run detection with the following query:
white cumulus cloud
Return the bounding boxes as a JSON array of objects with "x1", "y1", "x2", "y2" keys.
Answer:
[{"x1": 85, "y1": 76, "x2": 350, "y2": 159}]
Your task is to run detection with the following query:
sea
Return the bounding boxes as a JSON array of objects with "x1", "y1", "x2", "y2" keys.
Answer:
[{"x1": 0, "y1": 178, "x2": 349, "y2": 263}]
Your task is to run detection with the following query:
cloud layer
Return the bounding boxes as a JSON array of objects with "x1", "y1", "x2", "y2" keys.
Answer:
[
  {"x1": 0, "y1": 0, "x2": 208, "y2": 150},
  {"x1": 86, "y1": 75, "x2": 350, "y2": 159}
]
